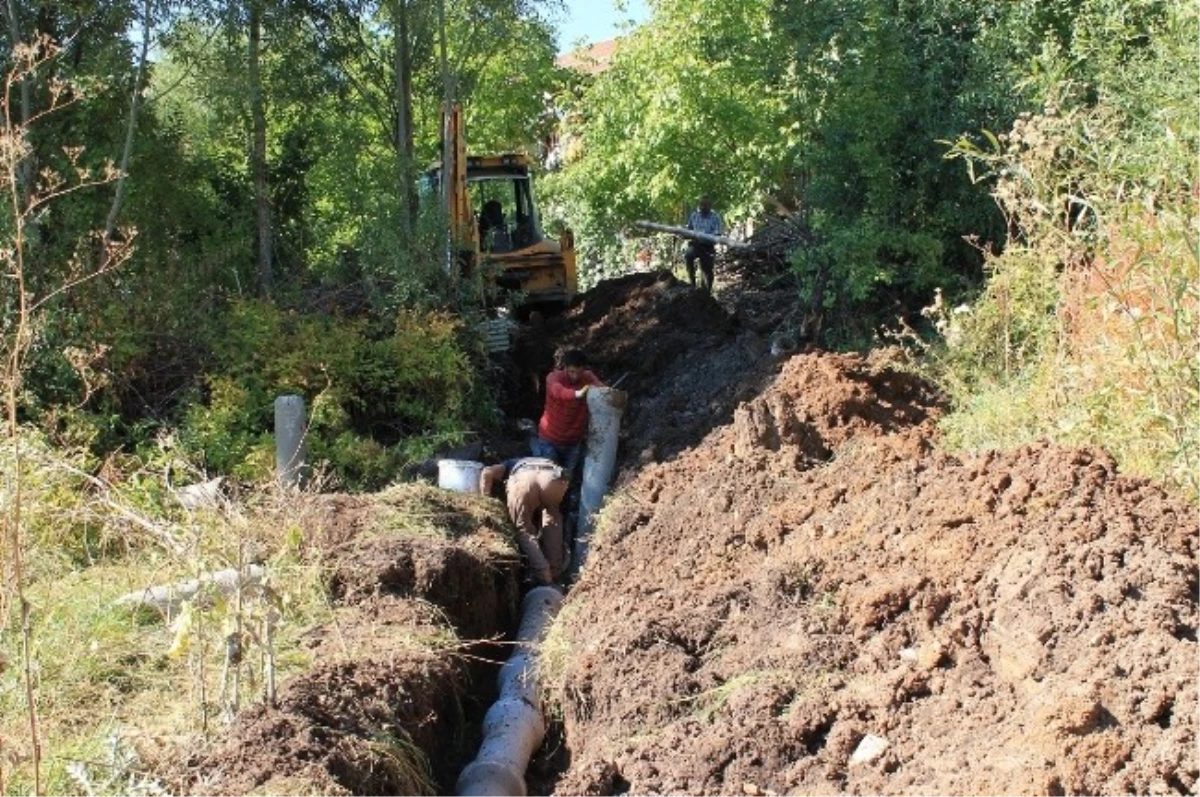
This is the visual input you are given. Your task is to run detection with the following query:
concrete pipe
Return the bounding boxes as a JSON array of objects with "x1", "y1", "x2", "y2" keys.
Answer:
[
  {"x1": 274, "y1": 394, "x2": 308, "y2": 488},
  {"x1": 572, "y1": 387, "x2": 626, "y2": 581},
  {"x1": 456, "y1": 586, "x2": 564, "y2": 797},
  {"x1": 113, "y1": 565, "x2": 266, "y2": 615}
]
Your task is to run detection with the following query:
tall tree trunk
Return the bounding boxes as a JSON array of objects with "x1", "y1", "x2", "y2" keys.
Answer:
[
  {"x1": 104, "y1": 0, "x2": 151, "y2": 250},
  {"x1": 4, "y1": 0, "x2": 34, "y2": 210},
  {"x1": 438, "y1": 0, "x2": 451, "y2": 109},
  {"x1": 248, "y1": 0, "x2": 273, "y2": 297},
  {"x1": 391, "y1": 0, "x2": 417, "y2": 233}
]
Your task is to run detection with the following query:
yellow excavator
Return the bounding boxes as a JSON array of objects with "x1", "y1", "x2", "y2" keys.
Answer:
[{"x1": 427, "y1": 103, "x2": 578, "y2": 309}]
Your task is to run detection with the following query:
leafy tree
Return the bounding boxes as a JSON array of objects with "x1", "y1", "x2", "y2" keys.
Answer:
[
  {"x1": 772, "y1": 0, "x2": 1013, "y2": 338},
  {"x1": 3, "y1": 0, "x2": 561, "y2": 486},
  {"x1": 548, "y1": 0, "x2": 795, "y2": 278}
]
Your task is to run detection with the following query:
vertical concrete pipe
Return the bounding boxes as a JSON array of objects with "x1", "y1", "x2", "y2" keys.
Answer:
[
  {"x1": 274, "y1": 394, "x2": 308, "y2": 488},
  {"x1": 456, "y1": 586, "x2": 564, "y2": 796},
  {"x1": 571, "y1": 387, "x2": 626, "y2": 581}
]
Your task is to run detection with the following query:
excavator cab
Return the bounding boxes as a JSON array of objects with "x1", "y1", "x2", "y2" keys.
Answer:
[
  {"x1": 474, "y1": 166, "x2": 540, "y2": 254},
  {"x1": 426, "y1": 105, "x2": 577, "y2": 309}
]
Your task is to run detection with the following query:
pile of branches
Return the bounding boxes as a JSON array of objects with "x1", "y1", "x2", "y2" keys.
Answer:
[{"x1": 722, "y1": 212, "x2": 809, "y2": 275}]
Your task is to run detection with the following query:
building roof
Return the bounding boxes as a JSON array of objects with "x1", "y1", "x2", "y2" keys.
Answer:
[{"x1": 556, "y1": 38, "x2": 619, "y2": 76}]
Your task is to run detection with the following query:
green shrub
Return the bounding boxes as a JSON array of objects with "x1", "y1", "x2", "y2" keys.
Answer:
[
  {"x1": 933, "y1": 0, "x2": 1199, "y2": 501},
  {"x1": 177, "y1": 301, "x2": 480, "y2": 490}
]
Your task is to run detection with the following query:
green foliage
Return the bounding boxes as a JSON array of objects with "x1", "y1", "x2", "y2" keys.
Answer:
[
  {"x1": 178, "y1": 302, "x2": 478, "y2": 489},
  {"x1": 5, "y1": 0, "x2": 562, "y2": 464},
  {"x1": 546, "y1": 0, "x2": 795, "y2": 280},
  {"x1": 550, "y1": 0, "x2": 1011, "y2": 317},
  {"x1": 0, "y1": 433, "x2": 106, "y2": 575},
  {"x1": 929, "y1": 0, "x2": 1199, "y2": 500},
  {"x1": 455, "y1": 7, "x2": 564, "y2": 155},
  {"x1": 776, "y1": 0, "x2": 1012, "y2": 335}
]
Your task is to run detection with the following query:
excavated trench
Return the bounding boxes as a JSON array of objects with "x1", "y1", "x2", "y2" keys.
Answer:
[
  {"x1": 483, "y1": 267, "x2": 1195, "y2": 796},
  {"x1": 175, "y1": 265, "x2": 1198, "y2": 796},
  {"x1": 171, "y1": 487, "x2": 525, "y2": 795},
  {"x1": 173, "y1": 269, "x2": 771, "y2": 796}
]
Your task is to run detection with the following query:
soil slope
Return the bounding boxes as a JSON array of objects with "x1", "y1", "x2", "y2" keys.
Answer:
[
  {"x1": 537, "y1": 276, "x2": 1197, "y2": 796},
  {"x1": 173, "y1": 485, "x2": 523, "y2": 795},
  {"x1": 508, "y1": 271, "x2": 783, "y2": 474}
]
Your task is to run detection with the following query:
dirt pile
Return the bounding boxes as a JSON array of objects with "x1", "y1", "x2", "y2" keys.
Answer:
[
  {"x1": 548, "y1": 351, "x2": 1197, "y2": 796},
  {"x1": 172, "y1": 485, "x2": 523, "y2": 795},
  {"x1": 508, "y1": 270, "x2": 784, "y2": 471}
]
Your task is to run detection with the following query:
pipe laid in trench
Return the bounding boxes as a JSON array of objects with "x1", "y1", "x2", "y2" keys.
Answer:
[
  {"x1": 456, "y1": 586, "x2": 564, "y2": 797},
  {"x1": 571, "y1": 386, "x2": 626, "y2": 582},
  {"x1": 457, "y1": 388, "x2": 624, "y2": 796}
]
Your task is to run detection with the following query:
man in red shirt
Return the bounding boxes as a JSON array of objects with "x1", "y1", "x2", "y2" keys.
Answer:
[{"x1": 533, "y1": 349, "x2": 604, "y2": 480}]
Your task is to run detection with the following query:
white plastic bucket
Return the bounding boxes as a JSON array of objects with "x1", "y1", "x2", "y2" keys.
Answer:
[{"x1": 438, "y1": 459, "x2": 483, "y2": 494}]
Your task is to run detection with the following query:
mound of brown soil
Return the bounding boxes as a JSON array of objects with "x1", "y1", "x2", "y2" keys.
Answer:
[
  {"x1": 173, "y1": 486, "x2": 524, "y2": 795},
  {"x1": 550, "y1": 351, "x2": 1197, "y2": 796},
  {"x1": 509, "y1": 271, "x2": 783, "y2": 471}
]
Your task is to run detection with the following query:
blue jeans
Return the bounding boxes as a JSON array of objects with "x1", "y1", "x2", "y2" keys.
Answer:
[{"x1": 530, "y1": 436, "x2": 583, "y2": 482}]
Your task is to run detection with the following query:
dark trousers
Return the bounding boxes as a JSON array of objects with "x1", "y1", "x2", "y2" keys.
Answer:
[
  {"x1": 530, "y1": 436, "x2": 583, "y2": 482},
  {"x1": 685, "y1": 243, "x2": 716, "y2": 292}
]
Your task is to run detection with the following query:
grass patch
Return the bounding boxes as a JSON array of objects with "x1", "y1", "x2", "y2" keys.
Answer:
[
  {"x1": 539, "y1": 601, "x2": 581, "y2": 703},
  {"x1": 1, "y1": 544, "x2": 334, "y2": 794},
  {"x1": 368, "y1": 483, "x2": 512, "y2": 554},
  {"x1": 0, "y1": 436, "x2": 340, "y2": 794},
  {"x1": 673, "y1": 669, "x2": 797, "y2": 724},
  {"x1": 364, "y1": 731, "x2": 439, "y2": 796}
]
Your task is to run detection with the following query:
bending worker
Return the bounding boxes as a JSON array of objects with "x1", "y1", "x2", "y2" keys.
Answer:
[
  {"x1": 532, "y1": 349, "x2": 604, "y2": 480},
  {"x1": 480, "y1": 457, "x2": 569, "y2": 586}
]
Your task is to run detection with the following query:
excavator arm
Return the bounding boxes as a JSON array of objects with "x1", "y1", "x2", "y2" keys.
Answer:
[{"x1": 442, "y1": 102, "x2": 478, "y2": 275}]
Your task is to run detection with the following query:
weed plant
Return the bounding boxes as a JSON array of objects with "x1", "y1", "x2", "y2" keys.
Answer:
[
  {"x1": 923, "y1": 4, "x2": 1200, "y2": 502},
  {"x1": 0, "y1": 432, "x2": 336, "y2": 794}
]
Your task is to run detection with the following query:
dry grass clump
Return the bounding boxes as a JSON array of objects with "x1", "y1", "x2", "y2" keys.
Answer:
[
  {"x1": 368, "y1": 482, "x2": 515, "y2": 558},
  {"x1": 929, "y1": 69, "x2": 1199, "y2": 502},
  {"x1": 935, "y1": 186, "x2": 1198, "y2": 502},
  {"x1": 0, "y1": 433, "x2": 335, "y2": 794}
]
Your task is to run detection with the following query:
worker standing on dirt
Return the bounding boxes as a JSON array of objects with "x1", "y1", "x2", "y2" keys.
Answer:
[
  {"x1": 684, "y1": 196, "x2": 724, "y2": 293},
  {"x1": 480, "y1": 457, "x2": 569, "y2": 586},
  {"x1": 533, "y1": 349, "x2": 605, "y2": 481}
]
